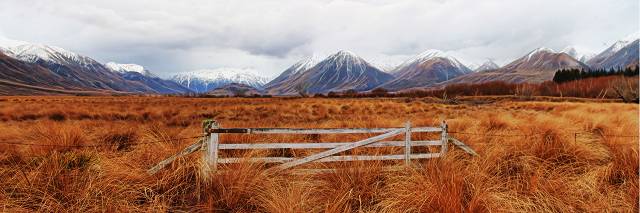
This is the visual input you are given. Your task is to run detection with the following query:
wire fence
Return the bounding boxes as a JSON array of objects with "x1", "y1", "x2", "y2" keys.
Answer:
[
  {"x1": 448, "y1": 130, "x2": 638, "y2": 146},
  {"x1": 0, "y1": 135, "x2": 204, "y2": 148}
]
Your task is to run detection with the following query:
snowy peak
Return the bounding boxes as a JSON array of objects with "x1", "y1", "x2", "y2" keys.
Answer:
[
  {"x1": 395, "y1": 50, "x2": 469, "y2": 75},
  {"x1": 265, "y1": 55, "x2": 320, "y2": 88},
  {"x1": 175, "y1": 68, "x2": 267, "y2": 82},
  {"x1": 171, "y1": 68, "x2": 269, "y2": 93},
  {"x1": 587, "y1": 33, "x2": 640, "y2": 69},
  {"x1": 370, "y1": 61, "x2": 397, "y2": 72},
  {"x1": 414, "y1": 49, "x2": 447, "y2": 60},
  {"x1": 560, "y1": 46, "x2": 595, "y2": 62},
  {"x1": 315, "y1": 50, "x2": 375, "y2": 74},
  {"x1": 289, "y1": 54, "x2": 320, "y2": 75},
  {"x1": 105, "y1": 62, "x2": 147, "y2": 74},
  {"x1": 7, "y1": 43, "x2": 96, "y2": 66},
  {"x1": 502, "y1": 46, "x2": 587, "y2": 72},
  {"x1": 323, "y1": 50, "x2": 368, "y2": 66},
  {"x1": 404, "y1": 49, "x2": 447, "y2": 64},
  {"x1": 398, "y1": 49, "x2": 467, "y2": 70},
  {"x1": 526, "y1": 47, "x2": 556, "y2": 60},
  {"x1": 475, "y1": 60, "x2": 500, "y2": 72},
  {"x1": 380, "y1": 50, "x2": 472, "y2": 91}
]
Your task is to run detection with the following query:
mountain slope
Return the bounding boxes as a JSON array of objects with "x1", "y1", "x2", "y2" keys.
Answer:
[
  {"x1": 587, "y1": 39, "x2": 639, "y2": 69},
  {"x1": 206, "y1": 83, "x2": 263, "y2": 96},
  {"x1": 475, "y1": 60, "x2": 500, "y2": 72},
  {"x1": 439, "y1": 47, "x2": 589, "y2": 85},
  {"x1": 106, "y1": 62, "x2": 192, "y2": 94},
  {"x1": 4, "y1": 44, "x2": 155, "y2": 93},
  {"x1": 171, "y1": 68, "x2": 269, "y2": 93},
  {"x1": 0, "y1": 51, "x2": 90, "y2": 91},
  {"x1": 378, "y1": 50, "x2": 472, "y2": 91},
  {"x1": 264, "y1": 55, "x2": 319, "y2": 89},
  {"x1": 266, "y1": 50, "x2": 394, "y2": 95}
]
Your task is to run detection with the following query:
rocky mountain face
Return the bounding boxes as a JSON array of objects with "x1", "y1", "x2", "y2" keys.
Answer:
[
  {"x1": 171, "y1": 68, "x2": 269, "y2": 93},
  {"x1": 587, "y1": 39, "x2": 639, "y2": 69},
  {"x1": 378, "y1": 50, "x2": 472, "y2": 91},
  {"x1": 266, "y1": 50, "x2": 394, "y2": 95}
]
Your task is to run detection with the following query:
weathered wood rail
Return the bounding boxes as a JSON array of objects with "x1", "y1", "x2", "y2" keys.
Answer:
[{"x1": 147, "y1": 120, "x2": 477, "y2": 175}]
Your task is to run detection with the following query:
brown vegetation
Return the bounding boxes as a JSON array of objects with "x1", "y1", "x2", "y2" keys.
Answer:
[{"x1": 0, "y1": 96, "x2": 637, "y2": 212}]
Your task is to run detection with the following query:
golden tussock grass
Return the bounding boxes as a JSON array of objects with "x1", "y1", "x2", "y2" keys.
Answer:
[{"x1": 0, "y1": 96, "x2": 637, "y2": 212}]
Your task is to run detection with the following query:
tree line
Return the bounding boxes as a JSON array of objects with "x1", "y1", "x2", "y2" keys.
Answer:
[{"x1": 553, "y1": 65, "x2": 639, "y2": 83}]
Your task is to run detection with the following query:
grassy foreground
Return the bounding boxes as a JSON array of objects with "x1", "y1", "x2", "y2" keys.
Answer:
[{"x1": 0, "y1": 96, "x2": 638, "y2": 212}]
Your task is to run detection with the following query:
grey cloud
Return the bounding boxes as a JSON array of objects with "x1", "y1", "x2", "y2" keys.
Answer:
[{"x1": 0, "y1": 0, "x2": 637, "y2": 77}]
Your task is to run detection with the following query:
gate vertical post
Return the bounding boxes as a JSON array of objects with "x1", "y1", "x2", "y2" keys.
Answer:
[
  {"x1": 440, "y1": 120, "x2": 448, "y2": 156},
  {"x1": 202, "y1": 120, "x2": 220, "y2": 177},
  {"x1": 404, "y1": 121, "x2": 412, "y2": 165}
]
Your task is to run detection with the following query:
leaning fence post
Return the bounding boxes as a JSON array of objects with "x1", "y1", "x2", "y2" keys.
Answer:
[
  {"x1": 404, "y1": 121, "x2": 412, "y2": 165},
  {"x1": 440, "y1": 120, "x2": 448, "y2": 156},
  {"x1": 201, "y1": 119, "x2": 220, "y2": 176}
]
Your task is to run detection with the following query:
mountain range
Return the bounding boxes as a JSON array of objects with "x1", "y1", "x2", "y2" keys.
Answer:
[
  {"x1": 171, "y1": 68, "x2": 269, "y2": 93},
  {"x1": 437, "y1": 47, "x2": 590, "y2": 86},
  {"x1": 0, "y1": 35, "x2": 637, "y2": 95}
]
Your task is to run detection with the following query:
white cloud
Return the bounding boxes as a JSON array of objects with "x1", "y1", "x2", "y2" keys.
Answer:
[{"x1": 0, "y1": 0, "x2": 637, "y2": 78}]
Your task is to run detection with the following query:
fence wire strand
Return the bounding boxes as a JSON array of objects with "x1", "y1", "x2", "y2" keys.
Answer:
[{"x1": 0, "y1": 135, "x2": 204, "y2": 148}]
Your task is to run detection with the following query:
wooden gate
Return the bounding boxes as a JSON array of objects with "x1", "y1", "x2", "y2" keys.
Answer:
[{"x1": 148, "y1": 120, "x2": 477, "y2": 175}]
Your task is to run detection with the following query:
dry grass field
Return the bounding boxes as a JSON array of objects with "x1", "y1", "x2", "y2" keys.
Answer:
[{"x1": 0, "y1": 96, "x2": 638, "y2": 212}]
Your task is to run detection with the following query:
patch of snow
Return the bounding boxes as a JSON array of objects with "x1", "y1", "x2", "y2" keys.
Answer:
[
  {"x1": 561, "y1": 46, "x2": 595, "y2": 62},
  {"x1": 289, "y1": 54, "x2": 320, "y2": 75},
  {"x1": 475, "y1": 60, "x2": 500, "y2": 72},
  {"x1": 320, "y1": 50, "x2": 371, "y2": 74},
  {"x1": 105, "y1": 62, "x2": 155, "y2": 77},
  {"x1": 526, "y1": 47, "x2": 555, "y2": 61},
  {"x1": 397, "y1": 49, "x2": 468, "y2": 71}
]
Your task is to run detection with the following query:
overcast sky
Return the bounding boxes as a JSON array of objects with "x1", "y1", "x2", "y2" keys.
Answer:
[{"x1": 0, "y1": 0, "x2": 638, "y2": 78}]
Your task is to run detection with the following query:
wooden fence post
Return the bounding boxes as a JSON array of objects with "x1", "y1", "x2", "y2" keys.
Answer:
[
  {"x1": 404, "y1": 121, "x2": 411, "y2": 165},
  {"x1": 202, "y1": 120, "x2": 220, "y2": 177},
  {"x1": 440, "y1": 120, "x2": 448, "y2": 155}
]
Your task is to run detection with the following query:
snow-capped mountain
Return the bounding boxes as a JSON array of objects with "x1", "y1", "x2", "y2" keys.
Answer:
[
  {"x1": 440, "y1": 47, "x2": 589, "y2": 85},
  {"x1": 474, "y1": 60, "x2": 500, "y2": 72},
  {"x1": 561, "y1": 46, "x2": 595, "y2": 63},
  {"x1": 171, "y1": 68, "x2": 269, "y2": 93},
  {"x1": 0, "y1": 43, "x2": 156, "y2": 93},
  {"x1": 266, "y1": 50, "x2": 393, "y2": 95},
  {"x1": 105, "y1": 62, "x2": 191, "y2": 94},
  {"x1": 265, "y1": 55, "x2": 320, "y2": 88},
  {"x1": 105, "y1": 62, "x2": 154, "y2": 77},
  {"x1": 587, "y1": 37, "x2": 639, "y2": 69},
  {"x1": 390, "y1": 49, "x2": 469, "y2": 75},
  {"x1": 7, "y1": 44, "x2": 99, "y2": 67},
  {"x1": 378, "y1": 49, "x2": 472, "y2": 91},
  {"x1": 370, "y1": 61, "x2": 397, "y2": 72},
  {"x1": 502, "y1": 47, "x2": 588, "y2": 72}
]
